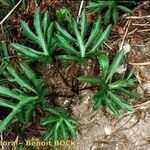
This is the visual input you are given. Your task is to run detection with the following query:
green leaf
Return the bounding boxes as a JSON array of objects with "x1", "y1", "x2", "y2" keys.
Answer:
[
  {"x1": 54, "y1": 119, "x2": 63, "y2": 141},
  {"x1": 117, "y1": 5, "x2": 133, "y2": 14},
  {"x1": 0, "y1": 108, "x2": 18, "y2": 131},
  {"x1": 126, "y1": 67, "x2": 136, "y2": 80},
  {"x1": 88, "y1": 24, "x2": 112, "y2": 54},
  {"x1": 104, "y1": 7, "x2": 111, "y2": 24},
  {"x1": 55, "y1": 34, "x2": 78, "y2": 55},
  {"x1": 55, "y1": 22, "x2": 75, "y2": 41},
  {"x1": 43, "y1": 10, "x2": 50, "y2": 36},
  {"x1": 86, "y1": 2, "x2": 107, "y2": 11},
  {"x1": 47, "y1": 22, "x2": 54, "y2": 50},
  {"x1": 0, "y1": 86, "x2": 22, "y2": 100},
  {"x1": 1, "y1": 41, "x2": 10, "y2": 62},
  {"x1": 112, "y1": 8, "x2": 119, "y2": 23},
  {"x1": 6, "y1": 65, "x2": 36, "y2": 93},
  {"x1": 73, "y1": 20, "x2": 85, "y2": 57},
  {"x1": 34, "y1": 8, "x2": 48, "y2": 55},
  {"x1": 117, "y1": 87, "x2": 139, "y2": 99},
  {"x1": 46, "y1": 108, "x2": 60, "y2": 116},
  {"x1": 64, "y1": 120, "x2": 77, "y2": 139},
  {"x1": 0, "y1": 0, "x2": 10, "y2": 6},
  {"x1": 77, "y1": 76, "x2": 101, "y2": 85},
  {"x1": 81, "y1": 10, "x2": 87, "y2": 39},
  {"x1": 105, "y1": 97, "x2": 120, "y2": 116},
  {"x1": 11, "y1": 43, "x2": 44, "y2": 58},
  {"x1": 41, "y1": 118, "x2": 58, "y2": 126},
  {"x1": 43, "y1": 125, "x2": 55, "y2": 140},
  {"x1": 56, "y1": 55, "x2": 79, "y2": 61},
  {"x1": 106, "y1": 50, "x2": 124, "y2": 82},
  {"x1": 93, "y1": 91, "x2": 105, "y2": 110},
  {"x1": 60, "y1": 122, "x2": 67, "y2": 140},
  {"x1": 85, "y1": 17, "x2": 101, "y2": 49},
  {"x1": 19, "y1": 63, "x2": 37, "y2": 85},
  {"x1": 0, "y1": 98, "x2": 15, "y2": 109},
  {"x1": 108, "y1": 91, "x2": 132, "y2": 111},
  {"x1": 67, "y1": 119, "x2": 79, "y2": 125},
  {"x1": 97, "y1": 52, "x2": 109, "y2": 80},
  {"x1": 20, "y1": 20, "x2": 39, "y2": 43}
]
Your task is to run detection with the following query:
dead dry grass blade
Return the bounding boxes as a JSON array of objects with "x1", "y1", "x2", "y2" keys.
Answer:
[
  {"x1": 129, "y1": 62, "x2": 150, "y2": 66},
  {"x1": 0, "y1": 0, "x2": 22, "y2": 25}
]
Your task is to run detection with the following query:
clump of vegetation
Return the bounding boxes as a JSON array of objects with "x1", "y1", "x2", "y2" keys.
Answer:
[
  {"x1": 11, "y1": 8, "x2": 56, "y2": 63},
  {"x1": 87, "y1": 0, "x2": 134, "y2": 24},
  {"x1": 56, "y1": 8, "x2": 70, "y2": 21},
  {"x1": 0, "y1": 0, "x2": 139, "y2": 148},
  {"x1": 78, "y1": 50, "x2": 138, "y2": 115},
  {"x1": 0, "y1": 42, "x2": 49, "y2": 131},
  {"x1": 56, "y1": 10, "x2": 111, "y2": 62},
  {"x1": 41, "y1": 107, "x2": 78, "y2": 141}
]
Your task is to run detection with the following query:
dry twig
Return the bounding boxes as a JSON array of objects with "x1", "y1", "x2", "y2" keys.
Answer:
[
  {"x1": 77, "y1": 0, "x2": 85, "y2": 22},
  {"x1": 0, "y1": 0, "x2": 22, "y2": 25},
  {"x1": 129, "y1": 62, "x2": 150, "y2": 66},
  {"x1": 126, "y1": 15, "x2": 150, "y2": 19},
  {"x1": 119, "y1": 20, "x2": 131, "y2": 50}
]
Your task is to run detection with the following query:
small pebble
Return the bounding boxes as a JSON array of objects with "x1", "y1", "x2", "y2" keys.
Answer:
[
  {"x1": 123, "y1": 43, "x2": 131, "y2": 54},
  {"x1": 104, "y1": 126, "x2": 112, "y2": 135},
  {"x1": 116, "y1": 64, "x2": 127, "y2": 74}
]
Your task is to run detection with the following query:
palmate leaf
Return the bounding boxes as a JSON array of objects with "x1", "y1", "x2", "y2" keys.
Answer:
[
  {"x1": 0, "y1": 86, "x2": 23, "y2": 100},
  {"x1": 46, "y1": 107, "x2": 60, "y2": 116},
  {"x1": 109, "y1": 78, "x2": 137, "y2": 89},
  {"x1": 86, "y1": 1, "x2": 107, "y2": 10}
]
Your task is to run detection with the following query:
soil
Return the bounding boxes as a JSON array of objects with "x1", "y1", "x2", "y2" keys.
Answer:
[{"x1": 0, "y1": 0, "x2": 150, "y2": 150}]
